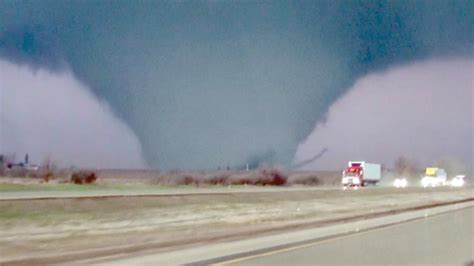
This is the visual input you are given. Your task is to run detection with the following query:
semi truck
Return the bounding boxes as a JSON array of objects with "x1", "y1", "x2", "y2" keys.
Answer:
[
  {"x1": 421, "y1": 167, "x2": 447, "y2": 187},
  {"x1": 341, "y1": 161, "x2": 381, "y2": 187}
]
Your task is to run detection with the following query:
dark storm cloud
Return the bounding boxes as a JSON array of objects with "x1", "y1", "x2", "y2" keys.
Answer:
[{"x1": 0, "y1": 0, "x2": 472, "y2": 169}]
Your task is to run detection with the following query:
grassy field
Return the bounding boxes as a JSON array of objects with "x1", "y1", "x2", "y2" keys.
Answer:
[
  {"x1": 1, "y1": 186, "x2": 471, "y2": 227},
  {"x1": 0, "y1": 183, "x2": 112, "y2": 192},
  {"x1": 0, "y1": 186, "x2": 472, "y2": 264},
  {"x1": 0, "y1": 169, "x2": 340, "y2": 193},
  {"x1": 0, "y1": 182, "x2": 176, "y2": 192},
  {"x1": 1, "y1": 169, "x2": 341, "y2": 187}
]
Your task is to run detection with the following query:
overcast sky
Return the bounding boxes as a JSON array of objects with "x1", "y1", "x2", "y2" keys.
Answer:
[
  {"x1": 0, "y1": 60, "x2": 147, "y2": 168},
  {"x1": 295, "y1": 58, "x2": 473, "y2": 171}
]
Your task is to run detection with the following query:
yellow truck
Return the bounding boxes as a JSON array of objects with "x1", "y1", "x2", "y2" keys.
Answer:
[{"x1": 421, "y1": 167, "x2": 447, "y2": 187}]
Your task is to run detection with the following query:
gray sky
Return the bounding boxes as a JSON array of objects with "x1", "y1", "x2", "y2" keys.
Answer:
[
  {"x1": 0, "y1": 60, "x2": 147, "y2": 168},
  {"x1": 295, "y1": 58, "x2": 473, "y2": 172}
]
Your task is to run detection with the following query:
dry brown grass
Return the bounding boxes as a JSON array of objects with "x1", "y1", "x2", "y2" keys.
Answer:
[
  {"x1": 147, "y1": 168, "x2": 288, "y2": 186},
  {"x1": 2, "y1": 168, "x2": 341, "y2": 187},
  {"x1": 95, "y1": 169, "x2": 340, "y2": 187}
]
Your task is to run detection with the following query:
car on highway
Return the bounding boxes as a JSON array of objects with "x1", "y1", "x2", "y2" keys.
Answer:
[
  {"x1": 450, "y1": 175, "x2": 465, "y2": 187},
  {"x1": 394, "y1": 177, "x2": 408, "y2": 188}
]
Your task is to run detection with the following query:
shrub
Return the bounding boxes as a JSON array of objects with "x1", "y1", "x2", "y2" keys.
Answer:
[
  {"x1": 6, "y1": 166, "x2": 27, "y2": 177},
  {"x1": 205, "y1": 172, "x2": 231, "y2": 185},
  {"x1": 226, "y1": 168, "x2": 287, "y2": 186},
  {"x1": 71, "y1": 171, "x2": 97, "y2": 184},
  {"x1": 257, "y1": 168, "x2": 287, "y2": 185}
]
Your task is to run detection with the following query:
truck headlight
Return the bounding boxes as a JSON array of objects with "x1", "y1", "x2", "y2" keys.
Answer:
[
  {"x1": 451, "y1": 179, "x2": 464, "y2": 187},
  {"x1": 394, "y1": 178, "x2": 407, "y2": 188},
  {"x1": 421, "y1": 178, "x2": 429, "y2": 187},
  {"x1": 394, "y1": 179, "x2": 401, "y2": 188},
  {"x1": 400, "y1": 178, "x2": 407, "y2": 188}
]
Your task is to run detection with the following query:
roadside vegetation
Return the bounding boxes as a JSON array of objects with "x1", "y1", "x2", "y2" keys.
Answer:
[{"x1": 0, "y1": 167, "x2": 342, "y2": 192}]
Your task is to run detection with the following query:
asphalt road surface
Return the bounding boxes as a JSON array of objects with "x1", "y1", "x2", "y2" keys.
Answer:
[{"x1": 214, "y1": 207, "x2": 474, "y2": 265}]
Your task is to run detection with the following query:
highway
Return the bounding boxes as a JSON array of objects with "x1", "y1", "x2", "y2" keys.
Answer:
[
  {"x1": 81, "y1": 201, "x2": 473, "y2": 266},
  {"x1": 210, "y1": 207, "x2": 474, "y2": 265}
]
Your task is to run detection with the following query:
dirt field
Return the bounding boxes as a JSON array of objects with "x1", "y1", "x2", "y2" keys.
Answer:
[{"x1": 0, "y1": 185, "x2": 472, "y2": 265}]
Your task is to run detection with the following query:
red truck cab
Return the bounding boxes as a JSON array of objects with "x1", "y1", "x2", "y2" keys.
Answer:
[{"x1": 342, "y1": 164, "x2": 364, "y2": 187}]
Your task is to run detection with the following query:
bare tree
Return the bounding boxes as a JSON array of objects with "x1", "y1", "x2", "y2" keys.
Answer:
[
  {"x1": 394, "y1": 156, "x2": 419, "y2": 178},
  {"x1": 434, "y1": 157, "x2": 467, "y2": 176},
  {"x1": 0, "y1": 155, "x2": 4, "y2": 176}
]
